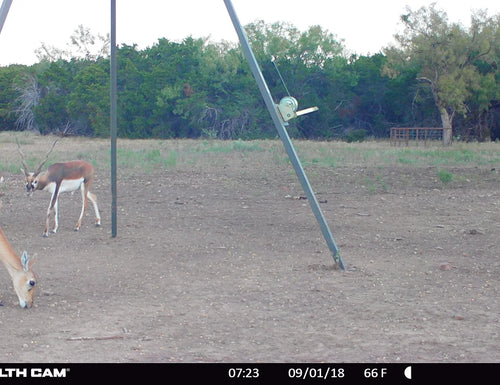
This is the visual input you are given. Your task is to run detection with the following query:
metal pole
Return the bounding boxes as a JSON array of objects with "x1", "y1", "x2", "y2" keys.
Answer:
[
  {"x1": 0, "y1": 0, "x2": 13, "y2": 35},
  {"x1": 223, "y1": 0, "x2": 345, "y2": 270},
  {"x1": 110, "y1": 0, "x2": 117, "y2": 237}
]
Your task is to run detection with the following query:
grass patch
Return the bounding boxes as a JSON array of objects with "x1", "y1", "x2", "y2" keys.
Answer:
[
  {"x1": 293, "y1": 141, "x2": 499, "y2": 169},
  {"x1": 438, "y1": 169, "x2": 454, "y2": 184},
  {"x1": 195, "y1": 139, "x2": 265, "y2": 154},
  {"x1": 365, "y1": 174, "x2": 389, "y2": 193},
  {"x1": 311, "y1": 156, "x2": 337, "y2": 168},
  {"x1": 117, "y1": 148, "x2": 177, "y2": 172}
]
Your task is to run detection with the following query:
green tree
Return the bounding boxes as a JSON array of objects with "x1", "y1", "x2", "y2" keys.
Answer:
[
  {"x1": 5, "y1": 14, "x2": 497, "y2": 141},
  {"x1": 0, "y1": 65, "x2": 29, "y2": 131},
  {"x1": 384, "y1": 5, "x2": 499, "y2": 144},
  {"x1": 33, "y1": 60, "x2": 74, "y2": 134},
  {"x1": 117, "y1": 44, "x2": 155, "y2": 138},
  {"x1": 460, "y1": 11, "x2": 500, "y2": 140},
  {"x1": 151, "y1": 37, "x2": 209, "y2": 138},
  {"x1": 245, "y1": 21, "x2": 352, "y2": 138},
  {"x1": 67, "y1": 61, "x2": 109, "y2": 137}
]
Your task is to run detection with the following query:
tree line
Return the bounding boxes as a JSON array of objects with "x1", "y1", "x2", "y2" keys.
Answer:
[{"x1": 1, "y1": 5, "x2": 498, "y2": 142}]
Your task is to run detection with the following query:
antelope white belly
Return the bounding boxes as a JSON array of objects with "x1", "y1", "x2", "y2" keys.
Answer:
[
  {"x1": 60, "y1": 178, "x2": 85, "y2": 193},
  {"x1": 44, "y1": 178, "x2": 85, "y2": 193}
]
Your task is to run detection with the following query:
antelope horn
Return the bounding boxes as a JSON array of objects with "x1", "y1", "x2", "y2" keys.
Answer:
[
  {"x1": 15, "y1": 137, "x2": 30, "y2": 177},
  {"x1": 34, "y1": 139, "x2": 58, "y2": 176}
]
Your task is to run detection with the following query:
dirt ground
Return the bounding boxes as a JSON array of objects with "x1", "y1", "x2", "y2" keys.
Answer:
[{"x1": 0, "y1": 137, "x2": 498, "y2": 363}]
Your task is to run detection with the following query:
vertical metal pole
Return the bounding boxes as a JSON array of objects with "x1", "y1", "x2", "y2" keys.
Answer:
[
  {"x1": 110, "y1": 0, "x2": 117, "y2": 237},
  {"x1": 223, "y1": 0, "x2": 345, "y2": 269},
  {"x1": 0, "y1": 0, "x2": 13, "y2": 35}
]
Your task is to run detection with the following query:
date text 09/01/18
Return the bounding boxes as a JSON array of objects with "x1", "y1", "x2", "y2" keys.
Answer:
[{"x1": 288, "y1": 367, "x2": 345, "y2": 379}]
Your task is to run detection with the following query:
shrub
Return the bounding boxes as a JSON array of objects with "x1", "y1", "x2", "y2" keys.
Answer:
[{"x1": 344, "y1": 129, "x2": 368, "y2": 143}]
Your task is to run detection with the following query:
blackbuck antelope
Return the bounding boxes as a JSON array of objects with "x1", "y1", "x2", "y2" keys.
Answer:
[
  {"x1": 17, "y1": 139, "x2": 101, "y2": 237},
  {"x1": 0, "y1": 227, "x2": 36, "y2": 308}
]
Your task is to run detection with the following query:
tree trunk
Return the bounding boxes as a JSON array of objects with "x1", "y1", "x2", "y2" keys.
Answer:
[
  {"x1": 420, "y1": 77, "x2": 454, "y2": 146},
  {"x1": 439, "y1": 107, "x2": 453, "y2": 146}
]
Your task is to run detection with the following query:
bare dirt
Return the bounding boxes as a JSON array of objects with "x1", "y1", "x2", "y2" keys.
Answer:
[{"x1": 0, "y1": 137, "x2": 498, "y2": 363}]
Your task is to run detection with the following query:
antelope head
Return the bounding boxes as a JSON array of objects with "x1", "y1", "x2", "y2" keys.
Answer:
[
  {"x1": 16, "y1": 138, "x2": 58, "y2": 196},
  {"x1": 13, "y1": 251, "x2": 37, "y2": 308},
  {"x1": 0, "y1": 228, "x2": 37, "y2": 308}
]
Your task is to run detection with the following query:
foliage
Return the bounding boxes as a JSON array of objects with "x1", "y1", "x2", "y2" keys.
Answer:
[
  {"x1": 344, "y1": 129, "x2": 368, "y2": 143},
  {"x1": 383, "y1": 5, "x2": 500, "y2": 144},
  {"x1": 0, "y1": 10, "x2": 498, "y2": 141},
  {"x1": 438, "y1": 169, "x2": 454, "y2": 183}
]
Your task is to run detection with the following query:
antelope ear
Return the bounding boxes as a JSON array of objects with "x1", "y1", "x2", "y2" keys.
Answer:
[{"x1": 20, "y1": 251, "x2": 35, "y2": 272}]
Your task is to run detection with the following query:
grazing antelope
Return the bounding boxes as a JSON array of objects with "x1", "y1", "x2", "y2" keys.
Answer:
[
  {"x1": 17, "y1": 139, "x2": 101, "y2": 237},
  {"x1": 0, "y1": 227, "x2": 36, "y2": 308}
]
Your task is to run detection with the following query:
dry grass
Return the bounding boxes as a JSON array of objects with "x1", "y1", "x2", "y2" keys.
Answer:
[{"x1": 1, "y1": 131, "x2": 499, "y2": 176}]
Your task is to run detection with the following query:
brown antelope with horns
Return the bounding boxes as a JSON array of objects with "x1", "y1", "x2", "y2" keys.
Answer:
[
  {"x1": 17, "y1": 138, "x2": 101, "y2": 237},
  {"x1": 0, "y1": 227, "x2": 36, "y2": 308}
]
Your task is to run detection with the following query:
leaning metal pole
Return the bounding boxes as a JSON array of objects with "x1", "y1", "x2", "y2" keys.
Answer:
[
  {"x1": 0, "y1": 0, "x2": 13, "y2": 35},
  {"x1": 223, "y1": 0, "x2": 345, "y2": 270}
]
